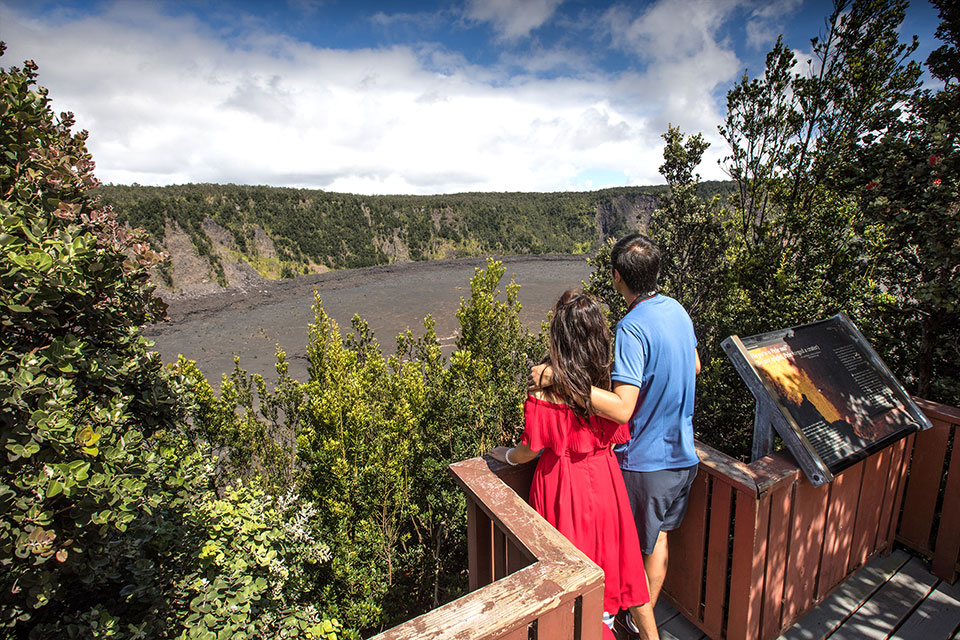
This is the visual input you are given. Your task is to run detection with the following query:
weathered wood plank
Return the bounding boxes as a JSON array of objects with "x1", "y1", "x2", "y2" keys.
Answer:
[
  {"x1": 829, "y1": 557, "x2": 936, "y2": 640},
  {"x1": 468, "y1": 497, "x2": 494, "y2": 590},
  {"x1": 898, "y1": 422, "x2": 950, "y2": 552},
  {"x1": 695, "y1": 441, "x2": 757, "y2": 493},
  {"x1": 890, "y1": 578, "x2": 960, "y2": 640},
  {"x1": 727, "y1": 487, "x2": 770, "y2": 640},
  {"x1": 703, "y1": 478, "x2": 733, "y2": 638},
  {"x1": 777, "y1": 550, "x2": 910, "y2": 640},
  {"x1": 537, "y1": 598, "x2": 576, "y2": 640},
  {"x1": 816, "y1": 462, "x2": 864, "y2": 599},
  {"x1": 494, "y1": 460, "x2": 537, "y2": 503},
  {"x1": 580, "y1": 583, "x2": 605, "y2": 640},
  {"x1": 847, "y1": 448, "x2": 890, "y2": 572},
  {"x1": 672, "y1": 467, "x2": 708, "y2": 617},
  {"x1": 761, "y1": 481, "x2": 794, "y2": 639},
  {"x1": 451, "y1": 457, "x2": 593, "y2": 564},
  {"x1": 372, "y1": 457, "x2": 605, "y2": 640},
  {"x1": 372, "y1": 561, "x2": 592, "y2": 639},
  {"x1": 932, "y1": 419, "x2": 960, "y2": 582},
  {"x1": 914, "y1": 396, "x2": 960, "y2": 425},
  {"x1": 877, "y1": 436, "x2": 910, "y2": 553},
  {"x1": 750, "y1": 452, "x2": 800, "y2": 496},
  {"x1": 781, "y1": 475, "x2": 828, "y2": 628},
  {"x1": 497, "y1": 626, "x2": 528, "y2": 640}
]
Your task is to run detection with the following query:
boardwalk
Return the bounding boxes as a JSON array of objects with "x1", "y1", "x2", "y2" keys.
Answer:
[{"x1": 641, "y1": 550, "x2": 960, "y2": 640}]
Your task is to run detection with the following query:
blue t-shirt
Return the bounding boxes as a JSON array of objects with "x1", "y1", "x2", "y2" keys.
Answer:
[{"x1": 611, "y1": 294, "x2": 699, "y2": 472}]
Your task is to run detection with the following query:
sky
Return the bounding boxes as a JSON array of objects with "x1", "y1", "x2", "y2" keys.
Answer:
[{"x1": 0, "y1": 0, "x2": 943, "y2": 195}]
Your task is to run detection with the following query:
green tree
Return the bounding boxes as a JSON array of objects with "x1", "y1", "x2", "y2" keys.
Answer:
[
  {"x1": 704, "y1": 0, "x2": 923, "y2": 454},
  {"x1": 0, "y1": 43, "x2": 171, "y2": 626},
  {"x1": 583, "y1": 238, "x2": 624, "y2": 331},
  {"x1": 719, "y1": 0, "x2": 920, "y2": 329},
  {"x1": 585, "y1": 0, "x2": 928, "y2": 457},
  {"x1": 650, "y1": 126, "x2": 727, "y2": 353},
  {"x1": 177, "y1": 258, "x2": 545, "y2": 635},
  {"x1": 857, "y1": 0, "x2": 960, "y2": 402}
]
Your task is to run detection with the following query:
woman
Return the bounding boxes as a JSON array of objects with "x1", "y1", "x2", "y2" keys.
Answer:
[{"x1": 489, "y1": 290, "x2": 657, "y2": 640}]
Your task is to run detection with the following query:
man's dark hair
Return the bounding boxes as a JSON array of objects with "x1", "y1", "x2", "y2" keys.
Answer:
[{"x1": 610, "y1": 233, "x2": 660, "y2": 294}]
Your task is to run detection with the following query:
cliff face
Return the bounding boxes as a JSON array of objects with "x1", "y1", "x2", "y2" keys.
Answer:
[
  {"x1": 595, "y1": 193, "x2": 659, "y2": 241},
  {"x1": 153, "y1": 219, "x2": 273, "y2": 300}
]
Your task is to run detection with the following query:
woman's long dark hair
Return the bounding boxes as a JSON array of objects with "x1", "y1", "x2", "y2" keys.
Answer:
[{"x1": 547, "y1": 290, "x2": 612, "y2": 419}]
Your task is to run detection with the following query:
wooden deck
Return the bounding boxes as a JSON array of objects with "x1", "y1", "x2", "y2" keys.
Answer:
[
  {"x1": 640, "y1": 550, "x2": 960, "y2": 640},
  {"x1": 386, "y1": 398, "x2": 960, "y2": 640}
]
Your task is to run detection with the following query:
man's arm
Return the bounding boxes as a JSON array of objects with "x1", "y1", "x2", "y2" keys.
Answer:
[
  {"x1": 601, "y1": 348, "x2": 697, "y2": 421},
  {"x1": 591, "y1": 382, "x2": 640, "y2": 424},
  {"x1": 530, "y1": 364, "x2": 640, "y2": 423}
]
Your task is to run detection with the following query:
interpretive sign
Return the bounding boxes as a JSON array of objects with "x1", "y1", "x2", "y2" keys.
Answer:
[{"x1": 722, "y1": 313, "x2": 931, "y2": 486}]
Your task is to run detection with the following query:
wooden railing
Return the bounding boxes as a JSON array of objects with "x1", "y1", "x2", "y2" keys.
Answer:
[
  {"x1": 896, "y1": 398, "x2": 960, "y2": 583},
  {"x1": 662, "y1": 434, "x2": 911, "y2": 639},
  {"x1": 370, "y1": 456, "x2": 605, "y2": 640},
  {"x1": 660, "y1": 397, "x2": 959, "y2": 639}
]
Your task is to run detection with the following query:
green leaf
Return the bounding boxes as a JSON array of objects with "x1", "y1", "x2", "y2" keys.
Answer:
[{"x1": 46, "y1": 480, "x2": 62, "y2": 498}]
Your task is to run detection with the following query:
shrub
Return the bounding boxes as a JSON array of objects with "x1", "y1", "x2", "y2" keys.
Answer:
[
  {"x1": 0, "y1": 44, "x2": 341, "y2": 639},
  {"x1": 178, "y1": 258, "x2": 546, "y2": 634}
]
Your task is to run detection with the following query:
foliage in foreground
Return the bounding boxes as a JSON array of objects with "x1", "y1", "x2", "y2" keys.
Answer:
[
  {"x1": 0, "y1": 44, "x2": 341, "y2": 639},
  {"x1": 179, "y1": 258, "x2": 546, "y2": 634},
  {"x1": 0, "y1": 41, "x2": 546, "y2": 637}
]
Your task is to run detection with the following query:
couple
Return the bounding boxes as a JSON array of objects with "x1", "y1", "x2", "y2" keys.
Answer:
[{"x1": 489, "y1": 234, "x2": 699, "y2": 640}]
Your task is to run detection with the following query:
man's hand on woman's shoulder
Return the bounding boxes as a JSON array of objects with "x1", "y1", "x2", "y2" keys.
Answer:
[{"x1": 528, "y1": 363, "x2": 553, "y2": 392}]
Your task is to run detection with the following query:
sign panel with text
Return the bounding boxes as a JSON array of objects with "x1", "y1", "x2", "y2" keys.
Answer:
[{"x1": 722, "y1": 314, "x2": 930, "y2": 485}]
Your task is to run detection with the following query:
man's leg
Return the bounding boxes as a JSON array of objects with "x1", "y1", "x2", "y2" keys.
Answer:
[
  {"x1": 643, "y1": 530, "x2": 669, "y2": 607},
  {"x1": 627, "y1": 602, "x2": 659, "y2": 639}
]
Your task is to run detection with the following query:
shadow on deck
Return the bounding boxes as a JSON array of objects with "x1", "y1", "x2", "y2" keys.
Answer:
[{"x1": 647, "y1": 549, "x2": 960, "y2": 639}]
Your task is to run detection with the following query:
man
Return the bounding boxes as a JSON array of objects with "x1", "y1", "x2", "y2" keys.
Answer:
[{"x1": 532, "y1": 234, "x2": 700, "y2": 639}]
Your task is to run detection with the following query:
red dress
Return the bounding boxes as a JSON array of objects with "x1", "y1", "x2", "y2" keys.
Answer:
[{"x1": 521, "y1": 396, "x2": 650, "y2": 628}]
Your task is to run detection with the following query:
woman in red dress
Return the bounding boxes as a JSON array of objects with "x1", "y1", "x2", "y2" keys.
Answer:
[{"x1": 489, "y1": 291, "x2": 658, "y2": 640}]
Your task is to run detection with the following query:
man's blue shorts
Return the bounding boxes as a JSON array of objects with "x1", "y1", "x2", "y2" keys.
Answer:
[{"x1": 621, "y1": 464, "x2": 699, "y2": 554}]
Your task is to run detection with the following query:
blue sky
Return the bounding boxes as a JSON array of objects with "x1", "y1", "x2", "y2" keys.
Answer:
[{"x1": 0, "y1": 0, "x2": 942, "y2": 194}]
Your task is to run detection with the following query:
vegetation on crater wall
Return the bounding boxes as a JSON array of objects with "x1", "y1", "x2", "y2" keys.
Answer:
[{"x1": 96, "y1": 180, "x2": 734, "y2": 287}]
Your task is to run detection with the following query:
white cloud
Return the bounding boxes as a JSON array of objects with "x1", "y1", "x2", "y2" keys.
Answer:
[
  {"x1": 600, "y1": 0, "x2": 745, "y2": 177},
  {"x1": 464, "y1": 0, "x2": 564, "y2": 41},
  {"x1": 745, "y1": 0, "x2": 804, "y2": 50},
  {"x1": 0, "y1": 0, "x2": 745, "y2": 195}
]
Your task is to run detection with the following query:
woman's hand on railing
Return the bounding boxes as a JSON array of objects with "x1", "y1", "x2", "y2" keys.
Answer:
[
  {"x1": 488, "y1": 444, "x2": 541, "y2": 466},
  {"x1": 488, "y1": 446, "x2": 514, "y2": 465}
]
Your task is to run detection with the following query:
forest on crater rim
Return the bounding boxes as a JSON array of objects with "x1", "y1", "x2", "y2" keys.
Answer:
[{"x1": 97, "y1": 181, "x2": 731, "y2": 295}]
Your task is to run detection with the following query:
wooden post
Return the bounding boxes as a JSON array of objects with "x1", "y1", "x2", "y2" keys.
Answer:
[{"x1": 752, "y1": 399, "x2": 776, "y2": 461}]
